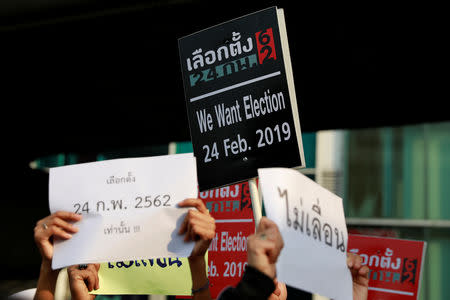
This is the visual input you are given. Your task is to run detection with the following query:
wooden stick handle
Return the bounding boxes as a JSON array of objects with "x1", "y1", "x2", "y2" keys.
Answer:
[{"x1": 249, "y1": 178, "x2": 262, "y2": 229}]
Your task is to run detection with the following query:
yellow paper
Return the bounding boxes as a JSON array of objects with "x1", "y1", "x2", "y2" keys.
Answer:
[{"x1": 93, "y1": 254, "x2": 207, "y2": 295}]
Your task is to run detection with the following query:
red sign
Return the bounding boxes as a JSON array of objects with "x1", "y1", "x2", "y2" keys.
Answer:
[
  {"x1": 177, "y1": 183, "x2": 255, "y2": 299},
  {"x1": 199, "y1": 182, "x2": 253, "y2": 220},
  {"x1": 201, "y1": 182, "x2": 255, "y2": 298},
  {"x1": 207, "y1": 221, "x2": 254, "y2": 297},
  {"x1": 348, "y1": 228, "x2": 399, "y2": 238},
  {"x1": 348, "y1": 234, "x2": 426, "y2": 300}
]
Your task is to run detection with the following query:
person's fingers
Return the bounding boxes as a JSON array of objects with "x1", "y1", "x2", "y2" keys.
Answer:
[
  {"x1": 189, "y1": 218, "x2": 214, "y2": 241},
  {"x1": 249, "y1": 236, "x2": 276, "y2": 255},
  {"x1": 67, "y1": 265, "x2": 77, "y2": 272},
  {"x1": 185, "y1": 210, "x2": 215, "y2": 230},
  {"x1": 279, "y1": 282, "x2": 287, "y2": 299},
  {"x1": 359, "y1": 265, "x2": 370, "y2": 277},
  {"x1": 53, "y1": 211, "x2": 83, "y2": 221},
  {"x1": 186, "y1": 220, "x2": 193, "y2": 242},
  {"x1": 178, "y1": 198, "x2": 209, "y2": 214},
  {"x1": 86, "y1": 264, "x2": 99, "y2": 291},
  {"x1": 35, "y1": 223, "x2": 68, "y2": 245},
  {"x1": 50, "y1": 226, "x2": 73, "y2": 239},
  {"x1": 354, "y1": 254, "x2": 362, "y2": 270},
  {"x1": 86, "y1": 270, "x2": 95, "y2": 291},
  {"x1": 179, "y1": 207, "x2": 214, "y2": 235},
  {"x1": 256, "y1": 219, "x2": 283, "y2": 256},
  {"x1": 257, "y1": 227, "x2": 283, "y2": 262},
  {"x1": 346, "y1": 253, "x2": 354, "y2": 268},
  {"x1": 35, "y1": 211, "x2": 81, "y2": 240},
  {"x1": 189, "y1": 223, "x2": 216, "y2": 241},
  {"x1": 190, "y1": 222, "x2": 198, "y2": 241},
  {"x1": 182, "y1": 209, "x2": 215, "y2": 241},
  {"x1": 49, "y1": 217, "x2": 79, "y2": 233},
  {"x1": 256, "y1": 217, "x2": 270, "y2": 233},
  {"x1": 95, "y1": 264, "x2": 100, "y2": 290},
  {"x1": 355, "y1": 264, "x2": 370, "y2": 288},
  {"x1": 35, "y1": 215, "x2": 77, "y2": 261},
  {"x1": 188, "y1": 209, "x2": 215, "y2": 226},
  {"x1": 68, "y1": 264, "x2": 100, "y2": 292},
  {"x1": 347, "y1": 253, "x2": 365, "y2": 274},
  {"x1": 266, "y1": 244, "x2": 282, "y2": 263},
  {"x1": 178, "y1": 213, "x2": 189, "y2": 235},
  {"x1": 273, "y1": 282, "x2": 281, "y2": 296},
  {"x1": 257, "y1": 217, "x2": 277, "y2": 233}
]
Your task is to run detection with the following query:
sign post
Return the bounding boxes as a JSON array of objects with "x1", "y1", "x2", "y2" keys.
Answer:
[{"x1": 248, "y1": 178, "x2": 262, "y2": 226}]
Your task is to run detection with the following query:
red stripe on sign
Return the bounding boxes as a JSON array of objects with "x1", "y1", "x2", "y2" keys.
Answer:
[{"x1": 255, "y1": 28, "x2": 277, "y2": 65}]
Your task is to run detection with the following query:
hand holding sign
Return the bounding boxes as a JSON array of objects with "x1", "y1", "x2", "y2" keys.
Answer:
[
  {"x1": 247, "y1": 217, "x2": 284, "y2": 278},
  {"x1": 92, "y1": 198, "x2": 215, "y2": 295},
  {"x1": 178, "y1": 198, "x2": 216, "y2": 258},
  {"x1": 179, "y1": 198, "x2": 215, "y2": 298},
  {"x1": 34, "y1": 211, "x2": 82, "y2": 262},
  {"x1": 347, "y1": 253, "x2": 370, "y2": 300},
  {"x1": 34, "y1": 211, "x2": 82, "y2": 300},
  {"x1": 49, "y1": 153, "x2": 198, "y2": 269}
]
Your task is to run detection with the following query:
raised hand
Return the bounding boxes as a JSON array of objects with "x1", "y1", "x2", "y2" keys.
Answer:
[
  {"x1": 67, "y1": 264, "x2": 100, "y2": 300},
  {"x1": 247, "y1": 217, "x2": 284, "y2": 278},
  {"x1": 178, "y1": 198, "x2": 216, "y2": 300},
  {"x1": 178, "y1": 198, "x2": 216, "y2": 258},
  {"x1": 347, "y1": 252, "x2": 370, "y2": 300},
  {"x1": 34, "y1": 211, "x2": 82, "y2": 261}
]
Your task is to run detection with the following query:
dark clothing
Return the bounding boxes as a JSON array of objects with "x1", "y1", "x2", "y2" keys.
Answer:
[{"x1": 217, "y1": 266, "x2": 275, "y2": 300}]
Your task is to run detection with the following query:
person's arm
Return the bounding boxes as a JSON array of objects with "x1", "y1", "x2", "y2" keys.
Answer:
[
  {"x1": 67, "y1": 264, "x2": 100, "y2": 300},
  {"x1": 178, "y1": 198, "x2": 216, "y2": 300},
  {"x1": 34, "y1": 259, "x2": 59, "y2": 300},
  {"x1": 347, "y1": 252, "x2": 370, "y2": 300},
  {"x1": 34, "y1": 211, "x2": 82, "y2": 300}
]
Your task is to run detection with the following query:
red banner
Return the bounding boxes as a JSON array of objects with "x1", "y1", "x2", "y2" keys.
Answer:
[
  {"x1": 348, "y1": 234, "x2": 426, "y2": 300},
  {"x1": 177, "y1": 182, "x2": 255, "y2": 299},
  {"x1": 201, "y1": 182, "x2": 255, "y2": 298}
]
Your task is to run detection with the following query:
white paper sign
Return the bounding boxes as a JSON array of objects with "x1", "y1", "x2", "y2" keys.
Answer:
[
  {"x1": 258, "y1": 168, "x2": 352, "y2": 300},
  {"x1": 49, "y1": 153, "x2": 197, "y2": 269}
]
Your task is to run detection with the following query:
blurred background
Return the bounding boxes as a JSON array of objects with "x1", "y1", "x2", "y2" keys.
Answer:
[{"x1": 0, "y1": 0, "x2": 447, "y2": 299}]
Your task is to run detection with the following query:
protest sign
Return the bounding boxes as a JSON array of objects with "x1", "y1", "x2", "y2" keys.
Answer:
[
  {"x1": 49, "y1": 153, "x2": 197, "y2": 269},
  {"x1": 199, "y1": 182, "x2": 255, "y2": 298},
  {"x1": 92, "y1": 255, "x2": 207, "y2": 295},
  {"x1": 348, "y1": 234, "x2": 426, "y2": 300},
  {"x1": 258, "y1": 167, "x2": 352, "y2": 300},
  {"x1": 179, "y1": 7, "x2": 305, "y2": 191}
]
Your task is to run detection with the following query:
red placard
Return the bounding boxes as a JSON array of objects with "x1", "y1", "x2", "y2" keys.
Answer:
[
  {"x1": 207, "y1": 221, "x2": 255, "y2": 297},
  {"x1": 348, "y1": 234, "x2": 426, "y2": 300},
  {"x1": 201, "y1": 182, "x2": 255, "y2": 298},
  {"x1": 348, "y1": 228, "x2": 399, "y2": 238},
  {"x1": 199, "y1": 182, "x2": 254, "y2": 220},
  {"x1": 177, "y1": 183, "x2": 255, "y2": 299}
]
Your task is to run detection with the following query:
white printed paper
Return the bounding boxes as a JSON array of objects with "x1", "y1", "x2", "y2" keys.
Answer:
[
  {"x1": 258, "y1": 168, "x2": 352, "y2": 300},
  {"x1": 49, "y1": 153, "x2": 197, "y2": 269}
]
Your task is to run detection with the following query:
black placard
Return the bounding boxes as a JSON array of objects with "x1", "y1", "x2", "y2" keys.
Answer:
[{"x1": 179, "y1": 7, "x2": 304, "y2": 191}]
